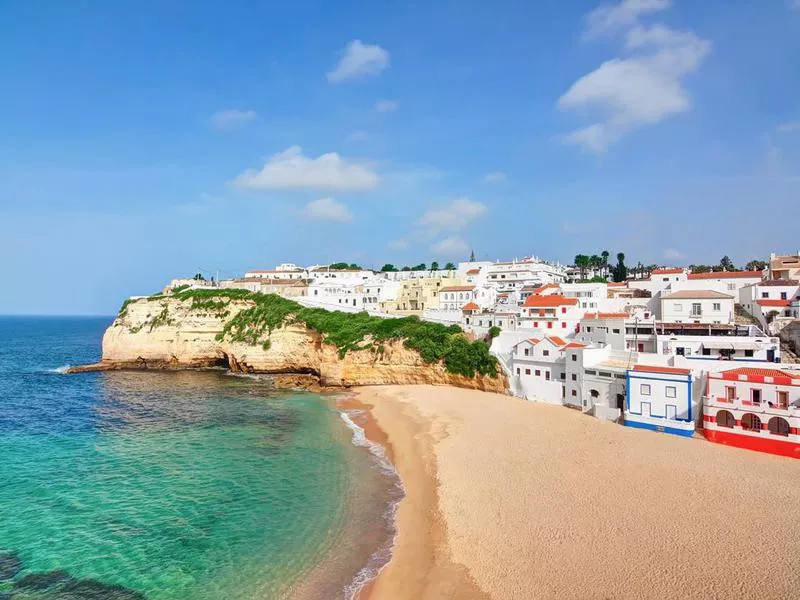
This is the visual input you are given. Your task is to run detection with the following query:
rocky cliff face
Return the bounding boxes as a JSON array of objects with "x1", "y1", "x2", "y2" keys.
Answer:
[{"x1": 91, "y1": 296, "x2": 507, "y2": 392}]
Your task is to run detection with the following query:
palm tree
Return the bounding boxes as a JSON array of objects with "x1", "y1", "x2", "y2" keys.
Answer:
[
  {"x1": 601, "y1": 250, "x2": 610, "y2": 277},
  {"x1": 574, "y1": 254, "x2": 590, "y2": 281},
  {"x1": 443, "y1": 262, "x2": 456, "y2": 271},
  {"x1": 430, "y1": 261, "x2": 440, "y2": 272},
  {"x1": 589, "y1": 255, "x2": 603, "y2": 278}
]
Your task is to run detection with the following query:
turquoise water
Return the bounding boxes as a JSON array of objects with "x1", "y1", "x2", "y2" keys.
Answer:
[{"x1": 0, "y1": 317, "x2": 396, "y2": 599}]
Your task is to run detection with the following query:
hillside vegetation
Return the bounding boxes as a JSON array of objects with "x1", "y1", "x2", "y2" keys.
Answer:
[{"x1": 126, "y1": 288, "x2": 498, "y2": 379}]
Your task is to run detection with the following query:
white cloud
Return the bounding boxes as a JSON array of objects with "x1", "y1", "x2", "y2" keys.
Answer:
[
  {"x1": 584, "y1": 0, "x2": 671, "y2": 39},
  {"x1": 347, "y1": 130, "x2": 370, "y2": 141},
  {"x1": 327, "y1": 40, "x2": 390, "y2": 83},
  {"x1": 233, "y1": 146, "x2": 379, "y2": 191},
  {"x1": 375, "y1": 99, "x2": 399, "y2": 113},
  {"x1": 484, "y1": 171, "x2": 507, "y2": 184},
  {"x1": 301, "y1": 197, "x2": 353, "y2": 223},
  {"x1": 211, "y1": 109, "x2": 257, "y2": 129},
  {"x1": 559, "y1": 19, "x2": 710, "y2": 152},
  {"x1": 662, "y1": 247, "x2": 684, "y2": 260},
  {"x1": 388, "y1": 238, "x2": 409, "y2": 251},
  {"x1": 777, "y1": 121, "x2": 800, "y2": 133},
  {"x1": 417, "y1": 197, "x2": 488, "y2": 234},
  {"x1": 431, "y1": 236, "x2": 470, "y2": 258}
]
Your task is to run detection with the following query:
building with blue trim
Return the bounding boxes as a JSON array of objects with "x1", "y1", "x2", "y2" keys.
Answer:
[{"x1": 625, "y1": 365, "x2": 695, "y2": 436}]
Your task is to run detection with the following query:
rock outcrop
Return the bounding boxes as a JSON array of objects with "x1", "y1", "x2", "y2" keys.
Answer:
[{"x1": 73, "y1": 295, "x2": 507, "y2": 393}]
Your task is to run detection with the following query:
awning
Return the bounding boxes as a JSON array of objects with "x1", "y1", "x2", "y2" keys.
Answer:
[{"x1": 701, "y1": 339, "x2": 761, "y2": 350}]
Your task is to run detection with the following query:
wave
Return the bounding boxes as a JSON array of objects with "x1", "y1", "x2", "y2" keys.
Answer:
[
  {"x1": 48, "y1": 365, "x2": 72, "y2": 374},
  {"x1": 339, "y1": 409, "x2": 405, "y2": 600}
]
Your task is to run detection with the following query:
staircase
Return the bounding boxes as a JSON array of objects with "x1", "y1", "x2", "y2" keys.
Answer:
[
  {"x1": 735, "y1": 305, "x2": 759, "y2": 327},
  {"x1": 780, "y1": 340, "x2": 800, "y2": 364}
]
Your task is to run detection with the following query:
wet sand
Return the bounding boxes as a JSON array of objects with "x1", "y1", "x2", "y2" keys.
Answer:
[{"x1": 356, "y1": 384, "x2": 800, "y2": 600}]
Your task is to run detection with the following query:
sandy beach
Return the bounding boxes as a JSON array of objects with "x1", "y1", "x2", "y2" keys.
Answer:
[{"x1": 355, "y1": 385, "x2": 800, "y2": 600}]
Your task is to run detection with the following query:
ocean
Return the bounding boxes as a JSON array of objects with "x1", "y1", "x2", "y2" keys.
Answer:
[{"x1": 0, "y1": 316, "x2": 399, "y2": 599}]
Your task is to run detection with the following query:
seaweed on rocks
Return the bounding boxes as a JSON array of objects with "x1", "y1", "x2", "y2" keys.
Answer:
[{"x1": 0, "y1": 552, "x2": 21, "y2": 581}]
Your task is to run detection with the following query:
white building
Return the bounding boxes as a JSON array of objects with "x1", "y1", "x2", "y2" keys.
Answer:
[
  {"x1": 625, "y1": 365, "x2": 695, "y2": 436},
  {"x1": 245, "y1": 268, "x2": 307, "y2": 280},
  {"x1": 660, "y1": 290, "x2": 735, "y2": 324},
  {"x1": 439, "y1": 285, "x2": 477, "y2": 311},
  {"x1": 509, "y1": 336, "x2": 587, "y2": 404},
  {"x1": 678, "y1": 271, "x2": 763, "y2": 297},
  {"x1": 518, "y1": 294, "x2": 582, "y2": 334}
]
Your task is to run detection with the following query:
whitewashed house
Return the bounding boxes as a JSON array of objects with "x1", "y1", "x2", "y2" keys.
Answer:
[
  {"x1": 624, "y1": 365, "x2": 695, "y2": 436},
  {"x1": 510, "y1": 336, "x2": 587, "y2": 404},
  {"x1": 660, "y1": 290, "x2": 735, "y2": 324},
  {"x1": 518, "y1": 294, "x2": 582, "y2": 334}
]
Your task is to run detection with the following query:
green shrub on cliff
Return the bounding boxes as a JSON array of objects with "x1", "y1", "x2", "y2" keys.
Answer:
[{"x1": 168, "y1": 289, "x2": 498, "y2": 378}]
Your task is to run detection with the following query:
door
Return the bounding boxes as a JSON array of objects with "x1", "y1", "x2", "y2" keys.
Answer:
[
  {"x1": 767, "y1": 349, "x2": 776, "y2": 362},
  {"x1": 641, "y1": 402, "x2": 651, "y2": 417},
  {"x1": 637, "y1": 343, "x2": 644, "y2": 352},
  {"x1": 665, "y1": 405, "x2": 677, "y2": 420},
  {"x1": 725, "y1": 386, "x2": 736, "y2": 401}
]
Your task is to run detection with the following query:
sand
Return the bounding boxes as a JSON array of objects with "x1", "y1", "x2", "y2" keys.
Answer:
[{"x1": 356, "y1": 385, "x2": 800, "y2": 600}]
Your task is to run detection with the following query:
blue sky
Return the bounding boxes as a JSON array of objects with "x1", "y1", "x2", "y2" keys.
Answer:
[{"x1": 1, "y1": 0, "x2": 799, "y2": 315}]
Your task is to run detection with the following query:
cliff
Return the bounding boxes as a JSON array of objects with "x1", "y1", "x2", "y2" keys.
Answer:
[{"x1": 75, "y1": 291, "x2": 507, "y2": 393}]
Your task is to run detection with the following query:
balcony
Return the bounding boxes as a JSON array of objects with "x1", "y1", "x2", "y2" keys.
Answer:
[{"x1": 704, "y1": 396, "x2": 794, "y2": 416}]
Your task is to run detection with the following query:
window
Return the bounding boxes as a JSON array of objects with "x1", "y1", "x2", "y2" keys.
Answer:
[
  {"x1": 586, "y1": 327, "x2": 592, "y2": 332},
  {"x1": 691, "y1": 303, "x2": 702, "y2": 316},
  {"x1": 744, "y1": 350, "x2": 754, "y2": 358},
  {"x1": 534, "y1": 322, "x2": 539, "y2": 328},
  {"x1": 585, "y1": 370, "x2": 596, "y2": 375},
  {"x1": 547, "y1": 322, "x2": 553, "y2": 329},
  {"x1": 613, "y1": 328, "x2": 620, "y2": 334},
  {"x1": 571, "y1": 390, "x2": 577, "y2": 397},
  {"x1": 571, "y1": 374, "x2": 577, "y2": 381},
  {"x1": 516, "y1": 368, "x2": 520, "y2": 375},
  {"x1": 640, "y1": 384, "x2": 651, "y2": 395},
  {"x1": 741, "y1": 413, "x2": 761, "y2": 432},
  {"x1": 524, "y1": 348, "x2": 529, "y2": 356},
  {"x1": 702, "y1": 347, "x2": 711, "y2": 356},
  {"x1": 716, "y1": 410, "x2": 735, "y2": 428},
  {"x1": 676, "y1": 347, "x2": 685, "y2": 356},
  {"x1": 781, "y1": 292, "x2": 788, "y2": 300},
  {"x1": 535, "y1": 370, "x2": 541, "y2": 376},
  {"x1": 778, "y1": 391, "x2": 789, "y2": 409},
  {"x1": 599, "y1": 372, "x2": 611, "y2": 378},
  {"x1": 673, "y1": 303, "x2": 683, "y2": 311},
  {"x1": 546, "y1": 372, "x2": 551, "y2": 381},
  {"x1": 561, "y1": 307, "x2": 567, "y2": 313},
  {"x1": 712, "y1": 303, "x2": 721, "y2": 311},
  {"x1": 666, "y1": 386, "x2": 676, "y2": 398},
  {"x1": 543, "y1": 350, "x2": 549, "y2": 356},
  {"x1": 761, "y1": 292, "x2": 769, "y2": 299},
  {"x1": 727, "y1": 283, "x2": 735, "y2": 291},
  {"x1": 572, "y1": 355, "x2": 577, "y2": 362},
  {"x1": 525, "y1": 369, "x2": 531, "y2": 375},
  {"x1": 562, "y1": 322, "x2": 567, "y2": 328},
  {"x1": 768, "y1": 417, "x2": 790, "y2": 436},
  {"x1": 752, "y1": 389, "x2": 761, "y2": 404},
  {"x1": 725, "y1": 386, "x2": 736, "y2": 401},
  {"x1": 560, "y1": 373, "x2": 566, "y2": 380}
]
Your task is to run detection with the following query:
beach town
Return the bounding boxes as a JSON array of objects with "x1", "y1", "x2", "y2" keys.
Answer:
[{"x1": 161, "y1": 250, "x2": 800, "y2": 460}]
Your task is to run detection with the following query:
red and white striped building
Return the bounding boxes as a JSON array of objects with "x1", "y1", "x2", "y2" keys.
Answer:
[{"x1": 702, "y1": 367, "x2": 800, "y2": 459}]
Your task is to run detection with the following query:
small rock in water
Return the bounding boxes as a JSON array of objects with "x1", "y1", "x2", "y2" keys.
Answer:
[
  {"x1": 13, "y1": 570, "x2": 72, "y2": 590},
  {"x1": 0, "y1": 552, "x2": 21, "y2": 580},
  {"x1": 60, "y1": 577, "x2": 147, "y2": 599}
]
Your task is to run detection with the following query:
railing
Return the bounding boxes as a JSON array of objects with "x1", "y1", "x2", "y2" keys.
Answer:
[{"x1": 703, "y1": 396, "x2": 793, "y2": 414}]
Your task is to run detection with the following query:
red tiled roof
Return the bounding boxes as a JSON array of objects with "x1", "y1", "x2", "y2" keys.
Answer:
[
  {"x1": 533, "y1": 283, "x2": 560, "y2": 295},
  {"x1": 466, "y1": 268, "x2": 481, "y2": 275},
  {"x1": 440, "y1": 285, "x2": 475, "y2": 292},
  {"x1": 522, "y1": 294, "x2": 578, "y2": 308},
  {"x1": 651, "y1": 268, "x2": 684, "y2": 275},
  {"x1": 687, "y1": 270, "x2": 763, "y2": 280},
  {"x1": 462, "y1": 302, "x2": 480, "y2": 310},
  {"x1": 632, "y1": 365, "x2": 691, "y2": 375},
  {"x1": 583, "y1": 312, "x2": 629, "y2": 320},
  {"x1": 756, "y1": 299, "x2": 791, "y2": 307},
  {"x1": 546, "y1": 336, "x2": 567, "y2": 347},
  {"x1": 607, "y1": 282, "x2": 626, "y2": 287},
  {"x1": 563, "y1": 342, "x2": 587, "y2": 349},
  {"x1": 715, "y1": 367, "x2": 800, "y2": 385}
]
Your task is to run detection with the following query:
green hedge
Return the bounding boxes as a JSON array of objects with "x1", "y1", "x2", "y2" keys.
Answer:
[{"x1": 168, "y1": 289, "x2": 498, "y2": 378}]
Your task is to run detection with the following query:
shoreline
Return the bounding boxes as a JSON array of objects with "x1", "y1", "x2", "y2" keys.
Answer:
[{"x1": 350, "y1": 384, "x2": 800, "y2": 600}]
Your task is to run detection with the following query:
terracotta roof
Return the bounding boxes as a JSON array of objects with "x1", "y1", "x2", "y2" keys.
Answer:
[
  {"x1": 466, "y1": 268, "x2": 481, "y2": 275},
  {"x1": 607, "y1": 282, "x2": 626, "y2": 287},
  {"x1": 462, "y1": 302, "x2": 480, "y2": 310},
  {"x1": 687, "y1": 270, "x2": 763, "y2": 280},
  {"x1": 661, "y1": 290, "x2": 734, "y2": 299},
  {"x1": 522, "y1": 294, "x2": 578, "y2": 308},
  {"x1": 546, "y1": 336, "x2": 567, "y2": 347},
  {"x1": 440, "y1": 285, "x2": 475, "y2": 292},
  {"x1": 563, "y1": 342, "x2": 587, "y2": 349},
  {"x1": 533, "y1": 283, "x2": 560, "y2": 295},
  {"x1": 756, "y1": 299, "x2": 791, "y2": 307},
  {"x1": 754, "y1": 279, "x2": 798, "y2": 287},
  {"x1": 715, "y1": 367, "x2": 800, "y2": 385},
  {"x1": 651, "y1": 268, "x2": 684, "y2": 275},
  {"x1": 632, "y1": 365, "x2": 691, "y2": 375},
  {"x1": 583, "y1": 312, "x2": 629, "y2": 320}
]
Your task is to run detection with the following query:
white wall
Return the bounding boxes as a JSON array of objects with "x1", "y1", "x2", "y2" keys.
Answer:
[{"x1": 660, "y1": 296, "x2": 734, "y2": 324}]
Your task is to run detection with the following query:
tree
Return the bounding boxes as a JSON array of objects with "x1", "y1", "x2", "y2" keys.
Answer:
[
  {"x1": 601, "y1": 250, "x2": 610, "y2": 277},
  {"x1": 690, "y1": 264, "x2": 712, "y2": 274},
  {"x1": 444, "y1": 262, "x2": 456, "y2": 271},
  {"x1": 589, "y1": 254, "x2": 603, "y2": 276},
  {"x1": 746, "y1": 259, "x2": 767, "y2": 271},
  {"x1": 349, "y1": 263, "x2": 361, "y2": 270},
  {"x1": 488, "y1": 326, "x2": 501, "y2": 339},
  {"x1": 612, "y1": 252, "x2": 627, "y2": 283},
  {"x1": 719, "y1": 256, "x2": 735, "y2": 272},
  {"x1": 589, "y1": 275, "x2": 607, "y2": 283},
  {"x1": 380, "y1": 264, "x2": 398, "y2": 272},
  {"x1": 574, "y1": 254, "x2": 590, "y2": 281},
  {"x1": 430, "y1": 261, "x2": 440, "y2": 271},
  {"x1": 329, "y1": 262, "x2": 351, "y2": 270},
  {"x1": 411, "y1": 263, "x2": 427, "y2": 271},
  {"x1": 401, "y1": 266, "x2": 411, "y2": 272}
]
